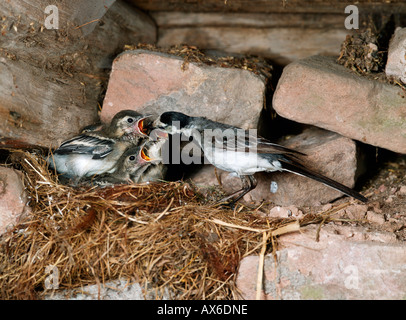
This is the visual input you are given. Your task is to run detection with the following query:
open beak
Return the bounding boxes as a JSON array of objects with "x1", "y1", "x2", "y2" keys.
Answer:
[
  {"x1": 133, "y1": 116, "x2": 152, "y2": 137},
  {"x1": 139, "y1": 147, "x2": 162, "y2": 165},
  {"x1": 139, "y1": 147, "x2": 153, "y2": 164}
]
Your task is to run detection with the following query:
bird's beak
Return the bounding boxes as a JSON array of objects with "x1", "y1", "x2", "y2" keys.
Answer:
[
  {"x1": 139, "y1": 146, "x2": 163, "y2": 165},
  {"x1": 149, "y1": 128, "x2": 168, "y2": 140},
  {"x1": 133, "y1": 116, "x2": 152, "y2": 137},
  {"x1": 140, "y1": 148, "x2": 151, "y2": 162},
  {"x1": 138, "y1": 147, "x2": 160, "y2": 165},
  {"x1": 152, "y1": 119, "x2": 168, "y2": 132}
]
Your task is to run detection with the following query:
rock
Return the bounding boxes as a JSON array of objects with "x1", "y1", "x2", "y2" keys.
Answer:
[
  {"x1": 273, "y1": 55, "x2": 406, "y2": 154},
  {"x1": 365, "y1": 230, "x2": 398, "y2": 243},
  {"x1": 190, "y1": 127, "x2": 363, "y2": 206},
  {"x1": 0, "y1": 167, "x2": 30, "y2": 236},
  {"x1": 257, "y1": 127, "x2": 363, "y2": 206},
  {"x1": 152, "y1": 11, "x2": 350, "y2": 65},
  {"x1": 366, "y1": 211, "x2": 385, "y2": 225},
  {"x1": 370, "y1": 201, "x2": 382, "y2": 213},
  {"x1": 321, "y1": 203, "x2": 333, "y2": 211},
  {"x1": 101, "y1": 49, "x2": 266, "y2": 129},
  {"x1": 0, "y1": 0, "x2": 156, "y2": 148},
  {"x1": 385, "y1": 27, "x2": 406, "y2": 84},
  {"x1": 345, "y1": 204, "x2": 368, "y2": 220},
  {"x1": 236, "y1": 224, "x2": 406, "y2": 300},
  {"x1": 128, "y1": 1, "x2": 406, "y2": 14},
  {"x1": 269, "y1": 206, "x2": 288, "y2": 218},
  {"x1": 378, "y1": 184, "x2": 387, "y2": 193},
  {"x1": 397, "y1": 185, "x2": 406, "y2": 195},
  {"x1": 269, "y1": 206, "x2": 289, "y2": 218},
  {"x1": 45, "y1": 278, "x2": 172, "y2": 300},
  {"x1": 269, "y1": 206, "x2": 303, "y2": 219},
  {"x1": 385, "y1": 196, "x2": 395, "y2": 203}
]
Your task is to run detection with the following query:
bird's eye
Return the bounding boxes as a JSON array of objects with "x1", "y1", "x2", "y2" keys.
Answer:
[
  {"x1": 127, "y1": 117, "x2": 134, "y2": 123},
  {"x1": 129, "y1": 155, "x2": 136, "y2": 161}
]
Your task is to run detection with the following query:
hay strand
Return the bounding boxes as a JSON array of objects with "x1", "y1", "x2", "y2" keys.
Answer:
[
  {"x1": 0, "y1": 150, "x2": 306, "y2": 300},
  {"x1": 256, "y1": 232, "x2": 268, "y2": 300}
]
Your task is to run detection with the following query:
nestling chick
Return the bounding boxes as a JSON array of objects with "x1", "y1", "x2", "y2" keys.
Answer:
[
  {"x1": 84, "y1": 139, "x2": 167, "y2": 186},
  {"x1": 49, "y1": 110, "x2": 150, "y2": 179}
]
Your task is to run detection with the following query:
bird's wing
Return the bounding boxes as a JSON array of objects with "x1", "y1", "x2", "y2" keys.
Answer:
[
  {"x1": 82, "y1": 173, "x2": 129, "y2": 186},
  {"x1": 205, "y1": 129, "x2": 305, "y2": 156},
  {"x1": 255, "y1": 136, "x2": 306, "y2": 156},
  {"x1": 55, "y1": 134, "x2": 115, "y2": 159}
]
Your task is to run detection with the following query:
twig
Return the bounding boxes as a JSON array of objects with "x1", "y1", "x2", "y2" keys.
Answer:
[
  {"x1": 256, "y1": 232, "x2": 268, "y2": 300},
  {"x1": 23, "y1": 158, "x2": 49, "y2": 184},
  {"x1": 160, "y1": 254, "x2": 198, "y2": 288},
  {"x1": 314, "y1": 202, "x2": 351, "y2": 241},
  {"x1": 272, "y1": 221, "x2": 300, "y2": 236},
  {"x1": 208, "y1": 218, "x2": 266, "y2": 233},
  {"x1": 153, "y1": 197, "x2": 174, "y2": 223},
  {"x1": 208, "y1": 218, "x2": 300, "y2": 236},
  {"x1": 205, "y1": 273, "x2": 234, "y2": 299},
  {"x1": 214, "y1": 167, "x2": 222, "y2": 186},
  {"x1": 315, "y1": 215, "x2": 328, "y2": 242},
  {"x1": 74, "y1": 19, "x2": 100, "y2": 30},
  {"x1": 114, "y1": 209, "x2": 148, "y2": 225}
]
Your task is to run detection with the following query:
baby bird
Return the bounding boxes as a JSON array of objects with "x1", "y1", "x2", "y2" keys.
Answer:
[
  {"x1": 80, "y1": 123, "x2": 103, "y2": 133},
  {"x1": 49, "y1": 110, "x2": 150, "y2": 180},
  {"x1": 136, "y1": 137, "x2": 168, "y2": 183},
  {"x1": 85, "y1": 139, "x2": 167, "y2": 186}
]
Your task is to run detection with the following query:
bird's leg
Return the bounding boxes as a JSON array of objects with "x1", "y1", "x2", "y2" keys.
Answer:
[
  {"x1": 214, "y1": 167, "x2": 222, "y2": 187},
  {"x1": 228, "y1": 175, "x2": 257, "y2": 206},
  {"x1": 217, "y1": 175, "x2": 257, "y2": 208},
  {"x1": 216, "y1": 176, "x2": 247, "y2": 204}
]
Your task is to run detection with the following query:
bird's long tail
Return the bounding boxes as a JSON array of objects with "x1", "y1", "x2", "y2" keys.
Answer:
[{"x1": 281, "y1": 161, "x2": 367, "y2": 202}]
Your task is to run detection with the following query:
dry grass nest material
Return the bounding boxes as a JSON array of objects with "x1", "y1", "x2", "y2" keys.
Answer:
[
  {"x1": 124, "y1": 43, "x2": 273, "y2": 79},
  {"x1": 337, "y1": 28, "x2": 385, "y2": 74},
  {"x1": 0, "y1": 150, "x2": 337, "y2": 300},
  {"x1": 337, "y1": 25, "x2": 406, "y2": 91}
]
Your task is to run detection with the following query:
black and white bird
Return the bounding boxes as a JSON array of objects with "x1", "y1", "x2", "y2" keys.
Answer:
[
  {"x1": 155, "y1": 111, "x2": 367, "y2": 205},
  {"x1": 48, "y1": 110, "x2": 150, "y2": 180},
  {"x1": 83, "y1": 139, "x2": 167, "y2": 186}
]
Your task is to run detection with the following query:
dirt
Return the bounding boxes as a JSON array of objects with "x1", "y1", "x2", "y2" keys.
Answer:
[
  {"x1": 294, "y1": 152, "x2": 406, "y2": 242},
  {"x1": 358, "y1": 153, "x2": 406, "y2": 241},
  {"x1": 334, "y1": 22, "x2": 406, "y2": 240}
]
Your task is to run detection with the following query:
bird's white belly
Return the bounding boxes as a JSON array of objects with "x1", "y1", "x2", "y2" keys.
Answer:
[
  {"x1": 206, "y1": 149, "x2": 282, "y2": 175},
  {"x1": 54, "y1": 154, "x2": 115, "y2": 177}
]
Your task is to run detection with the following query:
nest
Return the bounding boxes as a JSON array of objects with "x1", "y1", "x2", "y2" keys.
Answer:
[
  {"x1": 0, "y1": 150, "x2": 313, "y2": 300},
  {"x1": 337, "y1": 28, "x2": 386, "y2": 74},
  {"x1": 336, "y1": 26, "x2": 406, "y2": 93}
]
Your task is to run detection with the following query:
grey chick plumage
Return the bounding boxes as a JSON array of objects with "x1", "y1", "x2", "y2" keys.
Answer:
[
  {"x1": 83, "y1": 139, "x2": 167, "y2": 186},
  {"x1": 49, "y1": 110, "x2": 149, "y2": 179}
]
